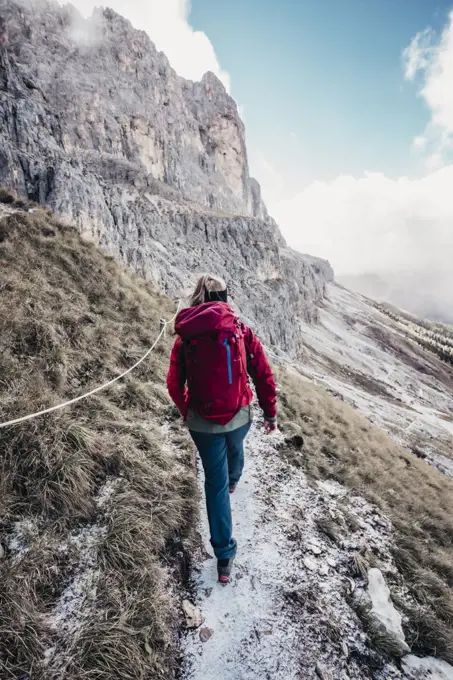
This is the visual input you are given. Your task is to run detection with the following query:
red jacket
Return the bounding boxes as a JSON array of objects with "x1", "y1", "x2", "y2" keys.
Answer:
[{"x1": 166, "y1": 302, "x2": 277, "y2": 422}]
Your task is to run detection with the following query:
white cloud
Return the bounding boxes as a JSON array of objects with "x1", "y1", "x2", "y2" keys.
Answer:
[
  {"x1": 403, "y1": 28, "x2": 436, "y2": 81},
  {"x1": 59, "y1": 0, "x2": 231, "y2": 91},
  {"x1": 424, "y1": 152, "x2": 443, "y2": 171},
  {"x1": 413, "y1": 135, "x2": 427, "y2": 149},
  {"x1": 271, "y1": 168, "x2": 453, "y2": 278},
  {"x1": 265, "y1": 11, "x2": 453, "y2": 320},
  {"x1": 403, "y1": 11, "x2": 453, "y2": 161}
]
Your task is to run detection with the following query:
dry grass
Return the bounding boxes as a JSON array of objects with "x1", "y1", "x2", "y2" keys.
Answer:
[
  {"x1": 0, "y1": 187, "x2": 38, "y2": 211},
  {"x1": 277, "y1": 366, "x2": 453, "y2": 663},
  {"x1": 0, "y1": 207, "x2": 198, "y2": 679},
  {"x1": 0, "y1": 188, "x2": 16, "y2": 204}
]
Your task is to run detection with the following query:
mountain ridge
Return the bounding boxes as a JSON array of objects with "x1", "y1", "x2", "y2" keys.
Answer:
[{"x1": 0, "y1": 0, "x2": 333, "y2": 356}]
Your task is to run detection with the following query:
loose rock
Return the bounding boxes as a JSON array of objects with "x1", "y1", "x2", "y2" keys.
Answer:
[
  {"x1": 199, "y1": 627, "x2": 214, "y2": 643},
  {"x1": 304, "y1": 556, "x2": 318, "y2": 572},
  {"x1": 318, "y1": 564, "x2": 329, "y2": 577},
  {"x1": 182, "y1": 600, "x2": 204, "y2": 629},
  {"x1": 316, "y1": 661, "x2": 334, "y2": 680},
  {"x1": 367, "y1": 568, "x2": 410, "y2": 656},
  {"x1": 308, "y1": 543, "x2": 322, "y2": 555}
]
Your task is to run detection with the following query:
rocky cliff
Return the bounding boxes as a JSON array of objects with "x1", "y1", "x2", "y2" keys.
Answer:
[{"x1": 0, "y1": 0, "x2": 333, "y2": 354}]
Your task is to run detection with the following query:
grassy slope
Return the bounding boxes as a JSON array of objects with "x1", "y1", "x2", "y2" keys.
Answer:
[
  {"x1": 0, "y1": 202, "x2": 197, "y2": 679},
  {"x1": 277, "y1": 366, "x2": 453, "y2": 663}
]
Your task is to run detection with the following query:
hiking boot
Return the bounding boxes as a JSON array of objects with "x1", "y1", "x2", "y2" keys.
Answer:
[
  {"x1": 217, "y1": 556, "x2": 235, "y2": 584},
  {"x1": 229, "y1": 483, "x2": 238, "y2": 494}
]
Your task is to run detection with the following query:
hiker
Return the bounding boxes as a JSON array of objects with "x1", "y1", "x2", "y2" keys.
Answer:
[{"x1": 167, "y1": 274, "x2": 277, "y2": 584}]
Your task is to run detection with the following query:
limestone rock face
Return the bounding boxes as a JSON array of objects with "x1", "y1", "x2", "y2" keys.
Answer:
[
  {"x1": 0, "y1": 0, "x2": 333, "y2": 353},
  {"x1": 0, "y1": 0, "x2": 257, "y2": 216}
]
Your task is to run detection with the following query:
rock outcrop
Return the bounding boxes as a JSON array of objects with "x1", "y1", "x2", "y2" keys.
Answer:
[
  {"x1": 366, "y1": 568, "x2": 410, "y2": 657},
  {"x1": 0, "y1": 0, "x2": 333, "y2": 353}
]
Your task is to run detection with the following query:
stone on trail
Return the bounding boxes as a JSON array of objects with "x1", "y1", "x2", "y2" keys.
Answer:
[
  {"x1": 304, "y1": 556, "x2": 318, "y2": 571},
  {"x1": 182, "y1": 600, "x2": 204, "y2": 629},
  {"x1": 0, "y1": 543, "x2": 5, "y2": 559},
  {"x1": 199, "y1": 627, "x2": 214, "y2": 643},
  {"x1": 308, "y1": 542, "x2": 323, "y2": 555},
  {"x1": 367, "y1": 568, "x2": 410, "y2": 656},
  {"x1": 402, "y1": 655, "x2": 453, "y2": 680},
  {"x1": 318, "y1": 563, "x2": 330, "y2": 576},
  {"x1": 316, "y1": 661, "x2": 334, "y2": 680}
]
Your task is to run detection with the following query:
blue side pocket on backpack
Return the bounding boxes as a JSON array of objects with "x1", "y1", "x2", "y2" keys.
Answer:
[{"x1": 224, "y1": 339, "x2": 233, "y2": 385}]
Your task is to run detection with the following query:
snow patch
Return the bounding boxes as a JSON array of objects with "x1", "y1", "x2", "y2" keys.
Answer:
[
  {"x1": 7, "y1": 518, "x2": 36, "y2": 562},
  {"x1": 95, "y1": 476, "x2": 121, "y2": 509},
  {"x1": 43, "y1": 478, "x2": 119, "y2": 667},
  {"x1": 402, "y1": 655, "x2": 453, "y2": 680},
  {"x1": 48, "y1": 524, "x2": 106, "y2": 635}
]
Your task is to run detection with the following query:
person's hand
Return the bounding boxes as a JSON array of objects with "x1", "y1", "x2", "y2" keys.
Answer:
[{"x1": 264, "y1": 419, "x2": 277, "y2": 434}]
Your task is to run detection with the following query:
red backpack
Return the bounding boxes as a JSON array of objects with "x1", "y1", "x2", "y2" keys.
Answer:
[{"x1": 175, "y1": 302, "x2": 249, "y2": 425}]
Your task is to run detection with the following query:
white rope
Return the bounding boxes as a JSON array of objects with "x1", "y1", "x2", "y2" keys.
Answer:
[{"x1": 0, "y1": 300, "x2": 182, "y2": 430}]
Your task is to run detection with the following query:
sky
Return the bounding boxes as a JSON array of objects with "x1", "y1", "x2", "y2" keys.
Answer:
[
  {"x1": 62, "y1": 0, "x2": 453, "y2": 291},
  {"x1": 189, "y1": 0, "x2": 448, "y2": 191}
]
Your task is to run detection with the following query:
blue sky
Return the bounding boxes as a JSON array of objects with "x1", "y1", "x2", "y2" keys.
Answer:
[{"x1": 189, "y1": 0, "x2": 451, "y2": 193}]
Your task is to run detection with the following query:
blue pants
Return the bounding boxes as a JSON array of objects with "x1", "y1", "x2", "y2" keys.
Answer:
[{"x1": 190, "y1": 421, "x2": 251, "y2": 560}]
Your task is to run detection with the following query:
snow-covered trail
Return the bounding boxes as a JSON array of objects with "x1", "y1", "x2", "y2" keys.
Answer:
[
  {"x1": 182, "y1": 422, "x2": 407, "y2": 680},
  {"x1": 182, "y1": 425, "x2": 302, "y2": 680}
]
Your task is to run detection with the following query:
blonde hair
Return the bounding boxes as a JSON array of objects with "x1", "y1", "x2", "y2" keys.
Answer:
[{"x1": 189, "y1": 274, "x2": 227, "y2": 307}]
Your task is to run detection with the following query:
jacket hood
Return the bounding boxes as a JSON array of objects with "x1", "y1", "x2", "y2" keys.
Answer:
[{"x1": 175, "y1": 302, "x2": 237, "y2": 340}]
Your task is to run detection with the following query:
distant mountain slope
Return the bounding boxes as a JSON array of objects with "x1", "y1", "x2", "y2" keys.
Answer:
[
  {"x1": 297, "y1": 282, "x2": 453, "y2": 475},
  {"x1": 338, "y1": 271, "x2": 453, "y2": 325}
]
